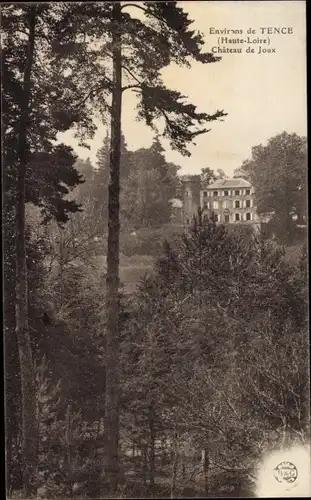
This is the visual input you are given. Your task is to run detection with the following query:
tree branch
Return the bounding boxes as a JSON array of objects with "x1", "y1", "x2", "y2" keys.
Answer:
[
  {"x1": 120, "y1": 2, "x2": 177, "y2": 31},
  {"x1": 122, "y1": 84, "x2": 141, "y2": 93},
  {"x1": 77, "y1": 77, "x2": 113, "y2": 106},
  {"x1": 121, "y1": 64, "x2": 144, "y2": 86},
  {"x1": 120, "y1": 3, "x2": 147, "y2": 13}
]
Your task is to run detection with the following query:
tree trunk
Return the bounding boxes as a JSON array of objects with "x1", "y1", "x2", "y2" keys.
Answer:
[
  {"x1": 142, "y1": 442, "x2": 148, "y2": 490},
  {"x1": 104, "y1": 2, "x2": 122, "y2": 494},
  {"x1": 4, "y1": 316, "x2": 20, "y2": 495},
  {"x1": 148, "y1": 404, "x2": 156, "y2": 497},
  {"x1": 15, "y1": 6, "x2": 38, "y2": 496},
  {"x1": 170, "y1": 431, "x2": 179, "y2": 499},
  {"x1": 65, "y1": 405, "x2": 74, "y2": 499},
  {"x1": 5, "y1": 420, "x2": 13, "y2": 494},
  {"x1": 203, "y1": 447, "x2": 209, "y2": 497}
]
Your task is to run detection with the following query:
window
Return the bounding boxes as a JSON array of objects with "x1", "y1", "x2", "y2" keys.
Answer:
[
  {"x1": 203, "y1": 201, "x2": 208, "y2": 209},
  {"x1": 235, "y1": 190, "x2": 240, "y2": 196},
  {"x1": 213, "y1": 201, "x2": 219, "y2": 210},
  {"x1": 246, "y1": 199, "x2": 251, "y2": 208},
  {"x1": 214, "y1": 214, "x2": 218, "y2": 222},
  {"x1": 223, "y1": 201, "x2": 228, "y2": 209},
  {"x1": 224, "y1": 190, "x2": 229, "y2": 196},
  {"x1": 203, "y1": 191, "x2": 207, "y2": 197},
  {"x1": 246, "y1": 189, "x2": 250, "y2": 195},
  {"x1": 246, "y1": 212, "x2": 251, "y2": 221},
  {"x1": 224, "y1": 214, "x2": 230, "y2": 223},
  {"x1": 235, "y1": 213, "x2": 240, "y2": 221},
  {"x1": 235, "y1": 200, "x2": 240, "y2": 209},
  {"x1": 213, "y1": 191, "x2": 218, "y2": 197}
]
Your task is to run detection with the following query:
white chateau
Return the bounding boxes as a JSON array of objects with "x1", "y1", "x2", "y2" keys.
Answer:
[
  {"x1": 200, "y1": 178, "x2": 259, "y2": 224},
  {"x1": 170, "y1": 176, "x2": 260, "y2": 227}
]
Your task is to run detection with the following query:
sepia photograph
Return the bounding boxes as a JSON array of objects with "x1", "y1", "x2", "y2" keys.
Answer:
[{"x1": 2, "y1": 1, "x2": 309, "y2": 498}]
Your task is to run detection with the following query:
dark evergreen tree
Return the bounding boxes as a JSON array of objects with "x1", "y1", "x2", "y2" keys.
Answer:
[
  {"x1": 121, "y1": 136, "x2": 180, "y2": 228},
  {"x1": 93, "y1": 131, "x2": 132, "y2": 235},
  {"x1": 120, "y1": 215, "x2": 308, "y2": 496},
  {"x1": 74, "y1": 158, "x2": 96, "y2": 194},
  {"x1": 2, "y1": 4, "x2": 96, "y2": 494},
  {"x1": 54, "y1": 4, "x2": 226, "y2": 489}
]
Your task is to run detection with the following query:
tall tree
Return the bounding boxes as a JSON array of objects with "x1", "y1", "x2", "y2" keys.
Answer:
[
  {"x1": 236, "y1": 132, "x2": 307, "y2": 243},
  {"x1": 75, "y1": 157, "x2": 95, "y2": 187},
  {"x1": 48, "y1": 2, "x2": 226, "y2": 490},
  {"x1": 107, "y1": 4, "x2": 225, "y2": 489},
  {"x1": 200, "y1": 167, "x2": 217, "y2": 185},
  {"x1": 121, "y1": 136, "x2": 180, "y2": 228},
  {"x1": 2, "y1": 4, "x2": 95, "y2": 494},
  {"x1": 216, "y1": 168, "x2": 227, "y2": 179},
  {"x1": 93, "y1": 131, "x2": 131, "y2": 235},
  {"x1": 11, "y1": 7, "x2": 39, "y2": 494},
  {"x1": 200, "y1": 167, "x2": 227, "y2": 185}
]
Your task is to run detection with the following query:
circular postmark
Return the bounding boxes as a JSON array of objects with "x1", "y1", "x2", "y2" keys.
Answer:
[{"x1": 273, "y1": 461, "x2": 298, "y2": 484}]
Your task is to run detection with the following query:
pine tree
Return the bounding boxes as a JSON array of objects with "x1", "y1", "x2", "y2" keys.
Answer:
[
  {"x1": 121, "y1": 136, "x2": 180, "y2": 228},
  {"x1": 93, "y1": 131, "x2": 132, "y2": 236},
  {"x1": 2, "y1": 4, "x2": 97, "y2": 494},
  {"x1": 97, "y1": 4, "x2": 224, "y2": 489},
  {"x1": 76, "y1": 157, "x2": 95, "y2": 182},
  {"x1": 72, "y1": 158, "x2": 96, "y2": 201},
  {"x1": 9, "y1": 7, "x2": 39, "y2": 493},
  {"x1": 120, "y1": 214, "x2": 308, "y2": 495},
  {"x1": 28, "y1": 2, "x2": 227, "y2": 491},
  {"x1": 92, "y1": 132, "x2": 110, "y2": 235}
]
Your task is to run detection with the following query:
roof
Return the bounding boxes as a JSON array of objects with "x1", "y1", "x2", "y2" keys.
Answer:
[{"x1": 206, "y1": 178, "x2": 252, "y2": 189}]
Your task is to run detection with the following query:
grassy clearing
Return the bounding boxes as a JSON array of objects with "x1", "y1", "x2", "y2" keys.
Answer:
[{"x1": 94, "y1": 253, "x2": 155, "y2": 294}]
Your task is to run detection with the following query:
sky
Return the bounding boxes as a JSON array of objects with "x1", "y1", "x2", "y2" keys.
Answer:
[{"x1": 58, "y1": 1, "x2": 307, "y2": 177}]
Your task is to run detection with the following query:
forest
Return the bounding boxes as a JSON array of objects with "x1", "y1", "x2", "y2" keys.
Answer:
[{"x1": 3, "y1": 2, "x2": 309, "y2": 499}]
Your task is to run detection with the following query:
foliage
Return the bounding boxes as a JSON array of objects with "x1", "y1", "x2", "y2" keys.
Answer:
[
  {"x1": 119, "y1": 216, "x2": 308, "y2": 497},
  {"x1": 57, "y1": 4, "x2": 227, "y2": 490},
  {"x1": 4, "y1": 217, "x2": 50, "y2": 495},
  {"x1": 235, "y1": 132, "x2": 307, "y2": 244},
  {"x1": 4, "y1": 2, "x2": 308, "y2": 498},
  {"x1": 2, "y1": 4, "x2": 92, "y2": 224},
  {"x1": 121, "y1": 137, "x2": 180, "y2": 229},
  {"x1": 32, "y1": 218, "x2": 107, "y2": 421},
  {"x1": 35, "y1": 357, "x2": 103, "y2": 498},
  {"x1": 3, "y1": 8, "x2": 96, "y2": 489},
  {"x1": 200, "y1": 167, "x2": 227, "y2": 185},
  {"x1": 52, "y1": 2, "x2": 226, "y2": 155},
  {"x1": 86, "y1": 133, "x2": 181, "y2": 233},
  {"x1": 91, "y1": 132, "x2": 133, "y2": 233}
]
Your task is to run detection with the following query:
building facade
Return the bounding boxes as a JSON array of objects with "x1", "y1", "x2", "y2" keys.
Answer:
[
  {"x1": 170, "y1": 176, "x2": 259, "y2": 227},
  {"x1": 200, "y1": 178, "x2": 258, "y2": 224}
]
